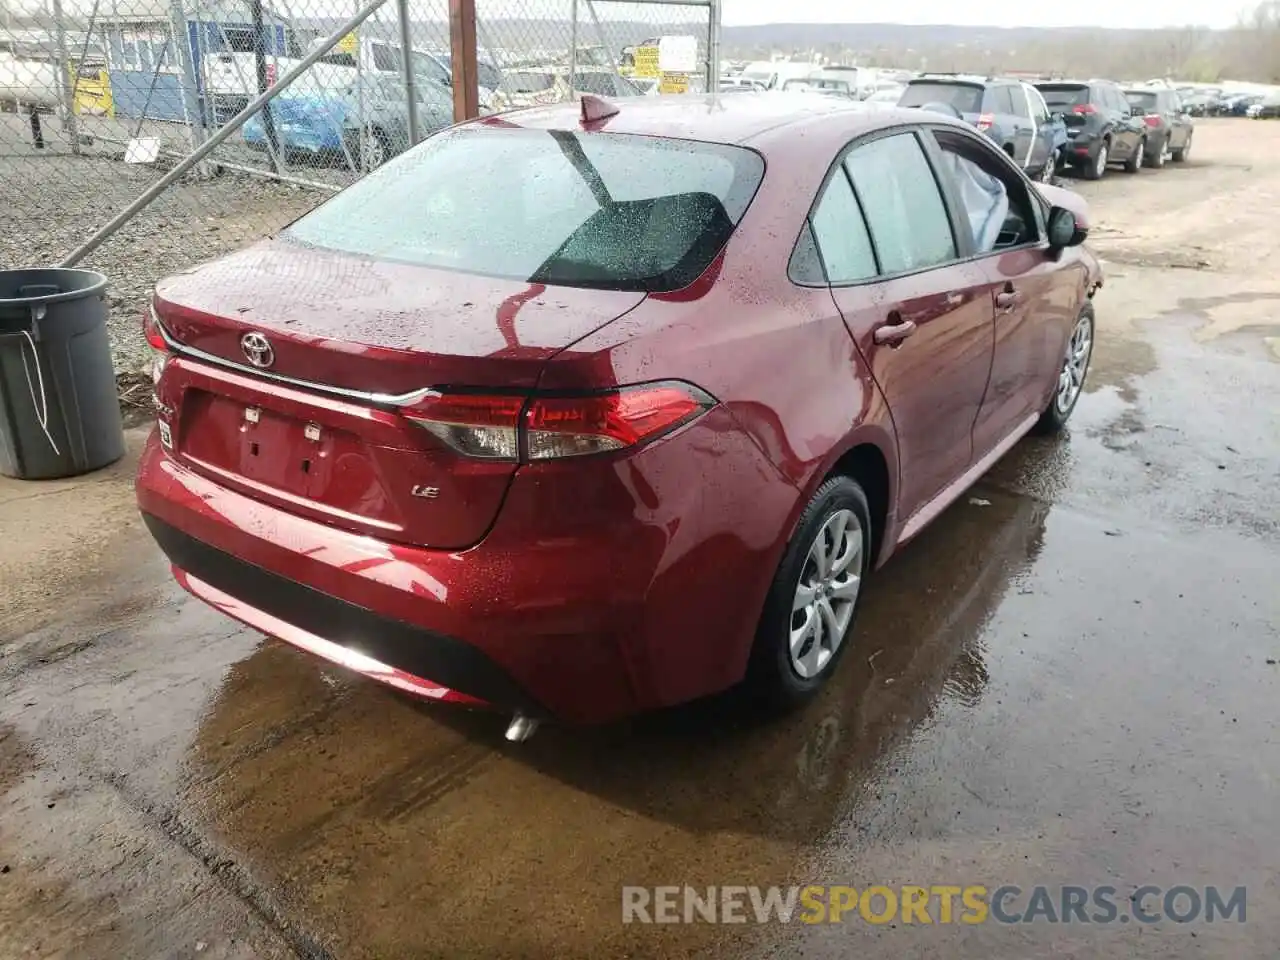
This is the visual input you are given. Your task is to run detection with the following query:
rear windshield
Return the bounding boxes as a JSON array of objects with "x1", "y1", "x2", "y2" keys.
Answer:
[
  {"x1": 1125, "y1": 91, "x2": 1159, "y2": 111},
  {"x1": 900, "y1": 81, "x2": 982, "y2": 113},
  {"x1": 285, "y1": 128, "x2": 764, "y2": 292},
  {"x1": 505, "y1": 71, "x2": 555, "y2": 92},
  {"x1": 1038, "y1": 85, "x2": 1090, "y2": 108}
]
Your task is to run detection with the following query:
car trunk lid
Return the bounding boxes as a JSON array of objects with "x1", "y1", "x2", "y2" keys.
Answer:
[{"x1": 153, "y1": 238, "x2": 646, "y2": 550}]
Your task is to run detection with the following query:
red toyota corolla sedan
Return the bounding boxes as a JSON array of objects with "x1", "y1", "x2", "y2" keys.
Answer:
[{"x1": 137, "y1": 94, "x2": 1102, "y2": 735}]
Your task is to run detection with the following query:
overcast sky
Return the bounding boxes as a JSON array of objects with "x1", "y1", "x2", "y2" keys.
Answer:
[{"x1": 720, "y1": 0, "x2": 1244, "y2": 30}]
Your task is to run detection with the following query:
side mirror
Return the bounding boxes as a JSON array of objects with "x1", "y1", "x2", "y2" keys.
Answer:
[{"x1": 1047, "y1": 206, "x2": 1085, "y2": 249}]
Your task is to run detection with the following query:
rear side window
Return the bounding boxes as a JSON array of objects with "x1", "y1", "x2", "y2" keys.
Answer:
[
  {"x1": 844, "y1": 133, "x2": 956, "y2": 275},
  {"x1": 807, "y1": 171, "x2": 878, "y2": 283},
  {"x1": 900, "y1": 81, "x2": 983, "y2": 113},
  {"x1": 1126, "y1": 91, "x2": 1159, "y2": 112},
  {"x1": 286, "y1": 128, "x2": 764, "y2": 293},
  {"x1": 1008, "y1": 84, "x2": 1030, "y2": 117},
  {"x1": 1038, "y1": 85, "x2": 1089, "y2": 109},
  {"x1": 984, "y1": 85, "x2": 1016, "y2": 114}
]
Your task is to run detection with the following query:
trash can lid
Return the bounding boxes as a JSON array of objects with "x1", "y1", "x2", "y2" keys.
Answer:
[{"x1": 0, "y1": 268, "x2": 108, "y2": 306}]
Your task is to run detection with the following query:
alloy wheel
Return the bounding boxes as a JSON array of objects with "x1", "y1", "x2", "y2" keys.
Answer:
[
  {"x1": 789, "y1": 509, "x2": 863, "y2": 679},
  {"x1": 1040, "y1": 151, "x2": 1056, "y2": 183},
  {"x1": 1094, "y1": 143, "x2": 1108, "y2": 178},
  {"x1": 1056, "y1": 311, "x2": 1095, "y2": 415}
]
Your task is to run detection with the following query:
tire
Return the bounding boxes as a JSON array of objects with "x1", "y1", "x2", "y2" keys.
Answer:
[
  {"x1": 1172, "y1": 131, "x2": 1191, "y2": 162},
  {"x1": 1084, "y1": 139, "x2": 1109, "y2": 180},
  {"x1": 1038, "y1": 149, "x2": 1057, "y2": 183},
  {"x1": 1145, "y1": 135, "x2": 1167, "y2": 168},
  {"x1": 1035, "y1": 301, "x2": 1095, "y2": 435},
  {"x1": 748, "y1": 476, "x2": 873, "y2": 707},
  {"x1": 361, "y1": 127, "x2": 391, "y2": 171},
  {"x1": 1124, "y1": 138, "x2": 1144, "y2": 173}
]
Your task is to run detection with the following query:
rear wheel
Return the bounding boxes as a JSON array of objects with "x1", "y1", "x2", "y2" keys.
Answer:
[
  {"x1": 749, "y1": 476, "x2": 872, "y2": 707},
  {"x1": 1124, "y1": 138, "x2": 1144, "y2": 173},
  {"x1": 1084, "y1": 140, "x2": 1109, "y2": 180},
  {"x1": 1172, "y1": 130, "x2": 1192, "y2": 162},
  {"x1": 1035, "y1": 302, "x2": 1095, "y2": 435},
  {"x1": 361, "y1": 126, "x2": 391, "y2": 171},
  {"x1": 1146, "y1": 135, "x2": 1167, "y2": 168}
]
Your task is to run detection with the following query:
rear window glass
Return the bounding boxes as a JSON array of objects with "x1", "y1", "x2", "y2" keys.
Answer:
[
  {"x1": 900, "y1": 81, "x2": 982, "y2": 113},
  {"x1": 286, "y1": 128, "x2": 764, "y2": 293},
  {"x1": 1038, "y1": 85, "x2": 1090, "y2": 108},
  {"x1": 1125, "y1": 91, "x2": 1159, "y2": 111}
]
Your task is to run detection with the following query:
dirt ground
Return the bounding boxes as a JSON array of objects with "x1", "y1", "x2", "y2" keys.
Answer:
[{"x1": 1, "y1": 118, "x2": 1277, "y2": 960}]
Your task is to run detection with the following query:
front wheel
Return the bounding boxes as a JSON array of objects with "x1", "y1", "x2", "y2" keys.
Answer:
[
  {"x1": 748, "y1": 476, "x2": 872, "y2": 707},
  {"x1": 1035, "y1": 302, "x2": 1095, "y2": 435},
  {"x1": 1038, "y1": 149, "x2": 1057, "y2": 183}
]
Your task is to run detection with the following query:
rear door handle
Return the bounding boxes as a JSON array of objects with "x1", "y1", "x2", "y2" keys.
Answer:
[{"x1": 873, "y1": 319, "x2": 917, "y2": 346}]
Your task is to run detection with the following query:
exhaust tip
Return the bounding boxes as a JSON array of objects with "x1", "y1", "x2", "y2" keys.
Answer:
[{"x1": 505, "y1": 713, "x2": 540, "y2": 743}]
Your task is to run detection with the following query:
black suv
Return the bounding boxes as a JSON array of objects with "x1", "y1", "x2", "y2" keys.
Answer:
[
  {"x1": 1122, "y1": 88, "x2": 1194, "y2": 166},
  {"x1": 1034, "y1": 80, "x2": 1148, "y2": 180}
]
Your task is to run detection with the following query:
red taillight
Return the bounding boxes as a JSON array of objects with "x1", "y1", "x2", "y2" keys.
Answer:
[
  {"x1": 143, "y1": 305, "x2": 170, "y2": 387},
  {"x1": 525, "y1": 383, "x2": 710, "y2": 460},
  {"x1": 400, "y1": 382, "x2": 713, "y2": 461},
  {"x1": 976, "y1": 112, "x2": 994, "y2": 131},
  {"x1": 143, "y1": 305, "x2": 168, "y2": 352},
  {"x1": 400, "y1": 391, "x2": 524, "y2": 460},
  {"x1": 1071, "y1": 103, "x2": 1097, "y2": 115},
  {"x1": 1143, "y1": 115, "x2": 1161, "y2": 127}
]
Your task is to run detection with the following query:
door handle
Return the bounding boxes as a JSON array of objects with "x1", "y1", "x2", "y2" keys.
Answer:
[
  {"x1": 873, "y1": 319, "x2": 917, "y2": 346},
  {"x1": 995, "y1": 289, "x2": 1021, "y2": 312}
]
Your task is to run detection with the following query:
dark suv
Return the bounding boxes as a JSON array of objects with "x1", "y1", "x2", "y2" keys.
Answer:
[
  {"x1": 899, "y1": 75, "x2": 1063, "y2": 181},
  {"x1": 1035, "y1": 80, "x2": 1147, "y2": 180},
  {"x1": 1122, "y1": 88, "x2": 1194, "y2": 166}
]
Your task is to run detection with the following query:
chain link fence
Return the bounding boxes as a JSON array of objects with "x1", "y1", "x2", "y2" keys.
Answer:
[{"x1": 1, "y1": 0, "x2": 715, "y2": 389}]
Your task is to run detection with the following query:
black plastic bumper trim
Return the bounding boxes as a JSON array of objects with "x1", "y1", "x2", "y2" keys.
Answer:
[{"x1": 142, "y1": 513, "x2": 544, "y2": 715}]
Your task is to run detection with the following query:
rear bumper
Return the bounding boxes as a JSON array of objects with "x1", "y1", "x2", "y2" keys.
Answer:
[
  {"x1": 143, "y1": 512, "x2": 541, "y2": 714},
  {"x1": 136, "y1": 411, "x2": 797, "y2": 722}
]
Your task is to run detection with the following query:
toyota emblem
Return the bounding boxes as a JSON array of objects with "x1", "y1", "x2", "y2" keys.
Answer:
[{"x1": 240, "y1": 331, "x2": 275, "y2": 369}]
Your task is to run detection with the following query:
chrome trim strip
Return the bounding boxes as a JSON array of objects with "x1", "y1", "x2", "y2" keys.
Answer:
[{"x1": 156, "y1": 321, "x2": 437, "y2": 407}]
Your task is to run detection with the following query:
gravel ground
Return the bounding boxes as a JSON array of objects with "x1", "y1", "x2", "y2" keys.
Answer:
[{"x1": 1, "y1": 125, "x2": 325, "y2": 383}]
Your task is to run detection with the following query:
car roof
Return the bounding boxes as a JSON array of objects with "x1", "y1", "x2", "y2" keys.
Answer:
[
  {"x1": 480, "y1": 93, "x2": 930, "y2": 151},
  {"x1": 910, "y1": 74, "x2": 992, "y2": 86}
]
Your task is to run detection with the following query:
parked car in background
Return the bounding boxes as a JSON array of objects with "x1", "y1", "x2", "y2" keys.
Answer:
[
  {"x1": 1122, "y1": 87, "x2": 1194, "y2": 166},
  {"x1": 490, "y1": 67, "x2": 643, "y2": 111},
  {"x1": 739, "y1": 59, "x2": 819, "y2": 91},
  {"x1": 244, "y1": 76, "x2": 455, "y2": 168},
  {"x1": 1220, "y1": 93, "x2": 1263, "y2": 116},
  {"x1": 782, "y1": 71, "x2": 862, "y2": 99},
  {"x1": 1035, "y1": 79, "x2": 1147, "y2": 180},
  {"x1": 865, "y1": 85, "x2": 904, "y2": 103},
  {"x1": 138, "y1": 95, "x2": 1101, "y2": 731},
  {"x1": 899, "y1": 74, "x2": 1063, "y2": 181},
  {"x1": 1180, "y1": 91, "x2": 1220, "y2": 116},
  {"x1": 720, "y1": 76, "x2": 768, "y2": 93},
  {"x1": 1248, "y1": 93, "x2": 1280, "y2": 118}
]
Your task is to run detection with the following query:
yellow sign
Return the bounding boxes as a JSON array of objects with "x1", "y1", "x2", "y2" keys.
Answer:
[
  {"x1": 658, "y1": 71, "x2": 689, "y2": 94},
  {"x1": 73, "y1": 67, "x2": 113, "y2": 117},
  {"x1": 336, "y1": 31, "x2": 358, "y2": 56},
  {"x1": 633, "y1": 46, "x2": 660, "y2": 79}
]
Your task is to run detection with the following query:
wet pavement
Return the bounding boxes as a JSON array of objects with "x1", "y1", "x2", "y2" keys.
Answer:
[{"x1": 2, "y1": 120, "x2": 1278, "y2": 959}]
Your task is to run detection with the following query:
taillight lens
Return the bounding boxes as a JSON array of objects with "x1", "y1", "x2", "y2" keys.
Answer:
[
  {"x1": 400, "y1": 391, "x2": 524, "y2": 460},
  {"x1": 976, "y1": 112, "x2": 994, "y2": 131},
  {"x1": 525, "y1": 383, "x2": 711, "y2": 460},
  {"x1": 1072, "y1": 103, "x2": 1097, "y2": 115},
  {"x1": 143, "y1": 304, "x2": 170, "y2": 386},
  {"x1": 400, "y1": 381, "x2": 714, "y2": 462},
  {"x1": 1143, "y1": 115, "x2": 1161, "y2": 127}
]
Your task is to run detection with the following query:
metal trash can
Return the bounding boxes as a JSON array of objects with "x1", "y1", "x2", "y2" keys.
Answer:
[{"x1": 0, "y1": 268, "x2": 125, "y2": 480}]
